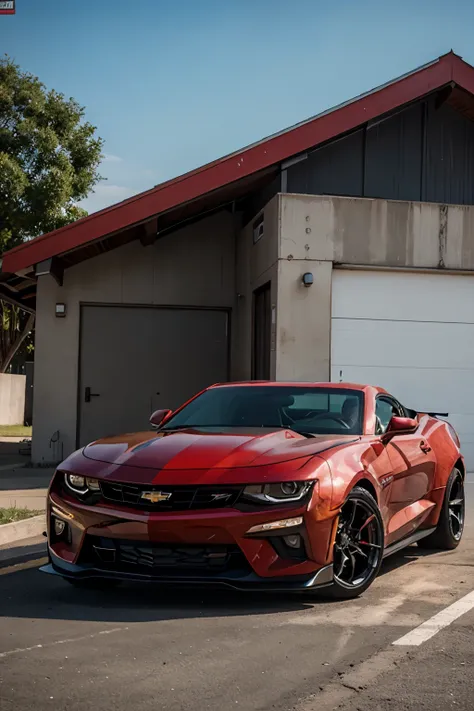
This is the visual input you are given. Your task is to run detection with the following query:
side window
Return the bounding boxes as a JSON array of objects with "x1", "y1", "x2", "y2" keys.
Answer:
[
  {"x1": 375, "y1": 398, "x2": 396, "y2": 434},
  {"x1": 390, "y1": 399, "x2": 405, "y2": 417}
]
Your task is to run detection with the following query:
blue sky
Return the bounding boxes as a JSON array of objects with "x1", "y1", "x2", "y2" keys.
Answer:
[{"x1": 2, "y1": 0, "x2": 474, "y2": 213}]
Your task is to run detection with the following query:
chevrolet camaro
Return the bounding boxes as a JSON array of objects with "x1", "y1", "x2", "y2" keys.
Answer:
[{"x1": 41, "y1": 382, "x2": 465, "y2": 598}]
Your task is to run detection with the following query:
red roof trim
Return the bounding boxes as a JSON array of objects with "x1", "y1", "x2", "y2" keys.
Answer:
[{"x1": 2, "y1": 52, "x2": 467, "y2": 275}]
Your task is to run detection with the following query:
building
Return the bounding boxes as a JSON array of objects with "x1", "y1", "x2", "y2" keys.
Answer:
[{"x1": 2, "y1": 51, "x2": 474, "y2": 467}]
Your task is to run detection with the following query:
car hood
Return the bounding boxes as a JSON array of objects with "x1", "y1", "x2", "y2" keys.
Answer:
[{"x1": 81, "y1": 428, "x2": 357, "y2": 471}]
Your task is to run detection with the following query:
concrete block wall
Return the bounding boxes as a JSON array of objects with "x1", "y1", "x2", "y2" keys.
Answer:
[{"x1": 0, "y1": 374, "x2": 26, "y2": 425}]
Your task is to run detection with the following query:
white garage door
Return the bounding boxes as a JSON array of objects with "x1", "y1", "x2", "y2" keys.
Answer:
[{"x1": 331, "y1": 270, "x2": 474, "y2": 470}]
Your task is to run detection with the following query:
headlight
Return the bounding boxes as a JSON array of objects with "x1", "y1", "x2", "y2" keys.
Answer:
[
  {"x1": 242, "y1": 481, "x2": 313, "y2": 504},
  {"x1": 64, "y1": 473, "x2": 100, "y2": 494}
]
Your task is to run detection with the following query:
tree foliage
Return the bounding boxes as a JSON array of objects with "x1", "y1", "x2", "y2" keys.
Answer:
[
  {"x1": 0, "y1": 55, "x2": 104, "y2": 248},
  {"x1": 0, "y1": 55, "x2": 104, "y2": 372},
  {"x1": 0, "y1": 306, "x2": 34, "y2": 373}
]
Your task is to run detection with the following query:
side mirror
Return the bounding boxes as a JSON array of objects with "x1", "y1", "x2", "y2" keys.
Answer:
[
  {"x1": 387, "y1": 416, "x2": 418, "y2": 434},
  {"x1": 150, "y1": 409, "x2": 172, "y2": 428}
]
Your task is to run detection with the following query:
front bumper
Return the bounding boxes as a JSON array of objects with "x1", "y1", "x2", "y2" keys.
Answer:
[
  {"x1": 44, "y1": 479, "x2": 337, "y2": 591},
  {"x1": 42, "y1": 549, "x2": 334, "y2": 591}
]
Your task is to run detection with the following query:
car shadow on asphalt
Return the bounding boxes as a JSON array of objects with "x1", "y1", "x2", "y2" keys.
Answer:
[
  {"x1": 1, "y1": 567, "x2": 319, "y2": 622},
  {"x1": 0, "y1": 544, "x2": 447, "y2": 624},
  {"x1": 378, "y1": 543, "x2": 457, "y2": 577}
]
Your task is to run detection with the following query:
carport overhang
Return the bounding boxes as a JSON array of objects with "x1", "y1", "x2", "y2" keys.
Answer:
[
  {"x1": 0, "y1": 166, "x2": 278, "y2": 312},
  {"x1": 4, "y1": 50, "x2": 474, "y2": 313}
]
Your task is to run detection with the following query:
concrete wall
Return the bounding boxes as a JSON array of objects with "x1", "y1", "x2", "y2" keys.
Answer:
[
  {"x1": 276, "y1": 259, "x2": 332, "y2": 382},
  {"x1": 275, "y1": 193, "x2": 474, "y2": 380},
  {"x1": 279, "y1": 194, "x2": 474, "y2": 269},
  {"x1": 233, "y1": 195, "x2": 279, "y2": 380},
  {"x1": 0, "y1": 374, "x2": 26, "y2": 425},
  {"x1": 32, "y1": 211, "x2": 238, "y2": 463}
]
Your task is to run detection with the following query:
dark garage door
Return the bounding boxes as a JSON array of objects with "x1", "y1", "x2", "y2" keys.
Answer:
[{"x1": 78, "y1": 305, "x2": 229, "y2": 446}]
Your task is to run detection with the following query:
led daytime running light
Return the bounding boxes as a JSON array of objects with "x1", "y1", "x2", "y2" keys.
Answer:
[{"x1": 247, "y1": 516, "x2": 303, "y2": 534}]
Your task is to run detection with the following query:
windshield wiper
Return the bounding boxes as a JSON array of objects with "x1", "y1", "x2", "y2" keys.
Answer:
[
  {"x1": 161, "y1": 424, "x2": 230, "y2": 430},
  {"x1": 161, "y1": 424, "x2": 315, "y2": 438}
]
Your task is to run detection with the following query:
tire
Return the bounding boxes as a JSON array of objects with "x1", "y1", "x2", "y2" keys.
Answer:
[
  {"x1": 418, "y1": 468, "x2": 465, "y2": 550},
  {"x1": 63, "y1": 578, "x2": 122, "y2": 590},
  {"x1": 326, "y1": 486, "x2": 384, "y2": 600}
]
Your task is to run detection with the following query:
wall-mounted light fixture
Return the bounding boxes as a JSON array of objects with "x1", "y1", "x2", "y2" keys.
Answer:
[
  {"x1": 55, "y1": 303, "x2": 66, "y2": 318},
  {"x1": 302, "y1": 272, "x2": 314, "y2": 287}
]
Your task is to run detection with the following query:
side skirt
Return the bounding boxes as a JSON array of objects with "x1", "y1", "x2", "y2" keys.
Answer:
[{"x1": 383, "y1": 527, "x2": 436, "y2": 559}]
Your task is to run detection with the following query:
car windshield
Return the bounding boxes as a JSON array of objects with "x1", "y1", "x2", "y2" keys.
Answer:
[{"x1": 161, "y1": 386, "x2": 364, "y2": 436}]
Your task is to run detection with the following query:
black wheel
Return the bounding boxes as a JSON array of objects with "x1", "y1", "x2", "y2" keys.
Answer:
[
  {"x1": 418, "y1": 468, "x2": 465, "y2": 550},
  {"x1": 63, "y1": 578, "x2": 122, "y2": 590},
  {"x1": 328, "y1": 486, "x2": 384, "y2": 599}
]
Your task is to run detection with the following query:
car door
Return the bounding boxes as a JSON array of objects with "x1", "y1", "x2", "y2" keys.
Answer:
[{"x1": 376, "y1": 395, "x2": 437, "y2": 544}]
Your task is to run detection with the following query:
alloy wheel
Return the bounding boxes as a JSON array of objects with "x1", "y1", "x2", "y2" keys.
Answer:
[
  {"x1": 334, "y1": 496, "x2": 383, "y2": 589},
  {"x1": 448, "y1": 472, "x2": 465, "y2": 542}
]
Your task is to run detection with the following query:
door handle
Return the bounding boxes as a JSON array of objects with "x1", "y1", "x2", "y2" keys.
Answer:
[
  {"x1": 85, "y1": 387, "x2": 100, "y2": 403},
  {"x1": 420, "y1": 440, "x2": 431, "y2": 453}
]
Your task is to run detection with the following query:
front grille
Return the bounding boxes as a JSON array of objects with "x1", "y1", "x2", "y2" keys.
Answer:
[
  {"x1": 79, "y1": 536, "x2": 250, "y2": 576},
  {"x1": 118, "y1": 543, "x2": 239, "y2": 571},
  {"x1": 100, "y1": 481, "x2": 243, "y2": 511}
]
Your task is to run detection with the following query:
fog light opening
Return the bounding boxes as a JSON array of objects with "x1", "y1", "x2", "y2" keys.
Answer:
[
  {"x1": 54, "y1": 518, "x2": 66, "y2": 536},
  {"x1": 283, "y1": 534, "x2": 302, "y2": 549},
  {"x1": 52, "y1": 515, "x2": 71, "y2": 543}
]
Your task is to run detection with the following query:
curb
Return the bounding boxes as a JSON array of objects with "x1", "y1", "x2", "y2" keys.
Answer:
[{"x1": 0, "y1": 514, "x2": 46, "y2": 546}]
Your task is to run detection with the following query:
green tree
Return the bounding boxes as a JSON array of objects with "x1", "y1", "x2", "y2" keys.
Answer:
[{"x1": 0, "y1": 55, "x2": 103, "y2": 372}]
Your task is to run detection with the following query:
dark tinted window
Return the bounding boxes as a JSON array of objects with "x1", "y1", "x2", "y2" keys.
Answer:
[
  {"x1": 375, "y1": 396, "x2": 404, "y2": 434},
  {"x1": 161, "y1": 386, "x2": 364, "y2": 436},
  {"x1": 375, "y1": 399, "x2": 395, "y2": 433}
]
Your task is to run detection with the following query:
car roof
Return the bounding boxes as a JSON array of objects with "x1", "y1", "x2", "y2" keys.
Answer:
[{"x1": 209, "y1": 381, "x2": 388, "y2": 394}]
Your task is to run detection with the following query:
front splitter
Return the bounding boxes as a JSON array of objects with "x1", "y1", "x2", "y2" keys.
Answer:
[{"x1": 41, "y1": 550, "x2": 334, "y2": 592}]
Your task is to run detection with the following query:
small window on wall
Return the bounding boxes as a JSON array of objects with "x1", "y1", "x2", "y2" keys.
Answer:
[{"x1": 253, "y1": 214, "x2": 264, "y2": 244}]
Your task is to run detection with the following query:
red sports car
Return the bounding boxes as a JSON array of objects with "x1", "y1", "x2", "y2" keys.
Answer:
[{"x1": 41, "y1": 382, "x2": 465, "y2": 599}]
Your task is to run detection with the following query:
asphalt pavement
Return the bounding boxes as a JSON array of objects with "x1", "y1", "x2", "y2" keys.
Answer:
[{"x1": 1, "y1": 481, "x2": 474, "y2": 711}]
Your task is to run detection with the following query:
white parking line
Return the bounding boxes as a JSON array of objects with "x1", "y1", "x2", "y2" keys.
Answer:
[
  {"x1": 0, "y1": 626, "x2": 128, "y2": 659},
  {"x1": 393, "y1": 589, "x2": 474, "y2": 646}
]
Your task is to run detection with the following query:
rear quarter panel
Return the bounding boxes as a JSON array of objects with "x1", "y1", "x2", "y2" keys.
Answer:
[{"x1": 424, "y1": 416, "x2": 463, "y2": 488}]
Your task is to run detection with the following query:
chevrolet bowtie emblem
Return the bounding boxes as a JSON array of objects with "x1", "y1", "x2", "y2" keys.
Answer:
[{"x1": 140, "y1": 491, "x2": 172, "y2": 503}]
